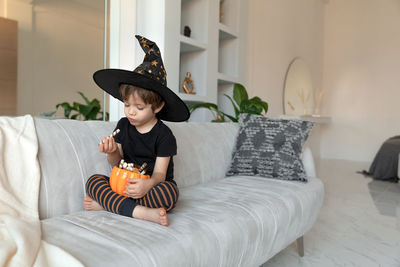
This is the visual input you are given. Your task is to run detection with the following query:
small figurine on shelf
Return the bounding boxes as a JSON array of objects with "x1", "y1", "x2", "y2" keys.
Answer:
[
  {"x1": 183, "y1": 26, "x2": 191, "y2": 37},
  {"x1": 182, "y1": 72, "x2": 196, "y2": 94}
]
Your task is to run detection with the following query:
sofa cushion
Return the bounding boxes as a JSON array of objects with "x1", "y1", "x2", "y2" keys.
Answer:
[
  {"x1": 41, "y1": 176, "x2": 324, "y2": 267},
  {"x1": 227, "y1": 114, "x2": 314, "y2": 182},
  {"x1": 164, "y1": 121, "x2": 239, "y2": 187},
  {"x1": 35, "y1": 118, "x2": 239, "y2": 219},
  {"x1": 35, "y1": 118, "x2": 115, "y2": 220}
]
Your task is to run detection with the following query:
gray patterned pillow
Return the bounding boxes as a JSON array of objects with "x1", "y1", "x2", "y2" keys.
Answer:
[{"x1": 227, "y1": 114, "x2": 314, "y2": 182}]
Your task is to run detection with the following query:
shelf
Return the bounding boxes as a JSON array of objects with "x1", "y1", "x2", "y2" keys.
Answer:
[
  {"x1": 279, "y1": 115, "x2": 332, "y2": 124},
  {"x1": 181, "y1": 0, "x2": 207, "y2": 42},
  {"x1": 217, "y1": 72, "x2": 237, "y2": 85},
  {"x1": 179, "y1": 49, "x2": 206, "y2": 96},
  {"x1": 218, "y1": 37, "x2": 238, "y2": 77},
  {"x1": 219, "y1": 23, "x2": 237, "y2": 40},
  {"x1": 179, "y1": 93, "x2": 209, "y2": 103},
  {"x1": 180, "y1": 35, "x2": 207, "y2": 53}
]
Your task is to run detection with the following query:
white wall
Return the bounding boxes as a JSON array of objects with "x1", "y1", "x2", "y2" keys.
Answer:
[
  {"x1": 4, "y1": 0, "x2": 105, "y2": 117},
  {"x1": 321, "y1": 0, "x2": 400, "y2": 161},
  {"x1": 246, "y1": 0, "x2": 325, "y2": 117},
  {"x1": 246, "y1": 0, "x2": 325, "y2": 158}
]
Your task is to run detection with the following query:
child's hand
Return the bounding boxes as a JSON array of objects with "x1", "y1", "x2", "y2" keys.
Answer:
[
  {"x1": 124, "y1": 178, "x2": 153, "y2": 199},
  {"x1": 99, "y1": 136, "x2": 118, "y2": 154}
]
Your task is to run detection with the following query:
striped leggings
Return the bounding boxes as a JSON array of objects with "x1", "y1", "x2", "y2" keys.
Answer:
[{"x1": 85, "y1": 174, "x2": 179, "y2": 217}]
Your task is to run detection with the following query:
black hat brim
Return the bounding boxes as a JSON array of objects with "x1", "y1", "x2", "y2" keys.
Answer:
[{"x1": 93, "y1": 69, "x2": 190, "y2": 122}]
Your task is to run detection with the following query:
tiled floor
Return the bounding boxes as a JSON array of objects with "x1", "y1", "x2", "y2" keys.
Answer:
[{"x1": 262, "y1": 159, "x2": 400, "y2": 267}]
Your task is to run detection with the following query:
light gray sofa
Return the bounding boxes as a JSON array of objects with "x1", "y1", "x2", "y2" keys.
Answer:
[
  {"x1": 398, "y1": 153, "x2": 400, "y2": 178},
  {"x1": 36, "y1": 118, "x2": 324, "y2": 266}
]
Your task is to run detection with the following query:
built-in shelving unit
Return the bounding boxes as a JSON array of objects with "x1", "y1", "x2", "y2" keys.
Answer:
[
  {"x1": 136, "y1": 0, "x2": 247, "y2": 121},
  {"x1": 219, "y1": 23, "x2": 237, "y2": 40},
  {"x1": 179, "y1": 35, "x2": 207, "y2": 53},
  {"x1": 217, "y1": 72, "x2": 238, "y2": 85},
  {"x1": 178, "y1": 0, "x2": 211, "y2": 102}
]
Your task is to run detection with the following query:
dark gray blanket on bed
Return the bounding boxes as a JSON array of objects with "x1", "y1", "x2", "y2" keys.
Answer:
[{"x1": 364, "y1": 136, "x2": 400, "y2": 182}]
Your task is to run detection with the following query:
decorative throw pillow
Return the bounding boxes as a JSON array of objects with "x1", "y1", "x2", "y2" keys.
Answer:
[{"x1": 226, "y1": 114, "x2": 314, "y2": 182}]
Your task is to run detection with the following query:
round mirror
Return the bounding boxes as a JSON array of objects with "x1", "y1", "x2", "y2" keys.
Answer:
[{"x1": 283, "y1": 58, "x2": 314, "y2": 116}]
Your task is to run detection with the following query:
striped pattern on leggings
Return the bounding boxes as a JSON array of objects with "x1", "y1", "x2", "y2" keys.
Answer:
[{"x1": 85, "y1": 174, "x2": 179, "y2": 217}]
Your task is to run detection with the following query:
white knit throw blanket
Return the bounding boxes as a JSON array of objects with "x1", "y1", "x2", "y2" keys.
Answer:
[{"x1": 0, "y1": 115, "x2": 82, "y2": 267}]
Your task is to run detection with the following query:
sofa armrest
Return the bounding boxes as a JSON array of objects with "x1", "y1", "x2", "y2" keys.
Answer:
[{"x1": 302, "y1": 147, "x2": 317, "y2": 178}]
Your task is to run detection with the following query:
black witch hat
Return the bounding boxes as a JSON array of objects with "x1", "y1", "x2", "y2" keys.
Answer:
[{"x1": 93, "y1": 35, "x2": 190, "y2": 122}]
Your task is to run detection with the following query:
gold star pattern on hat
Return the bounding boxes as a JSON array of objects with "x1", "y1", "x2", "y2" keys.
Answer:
[
  {"x1": 140, "y1": 38, "x2": 149, "y2": 48},
  {"x1": 133, "y1": 35, "x2": 167, "y2": 86}
]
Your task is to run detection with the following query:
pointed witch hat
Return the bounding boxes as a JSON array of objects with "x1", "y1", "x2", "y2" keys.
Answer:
[{"x1": 93, "y1": 35, "x2": 190, "y2": 122}]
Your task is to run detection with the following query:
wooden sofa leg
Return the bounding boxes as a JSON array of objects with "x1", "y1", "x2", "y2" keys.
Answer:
[{"x1": 296, "y1": 236, "x2": 304, "y2": 257}]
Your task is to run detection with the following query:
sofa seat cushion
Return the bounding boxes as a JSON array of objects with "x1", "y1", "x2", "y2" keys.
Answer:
[{"x1": 41, "y1": 176, "x2": 324, "y2": 267}]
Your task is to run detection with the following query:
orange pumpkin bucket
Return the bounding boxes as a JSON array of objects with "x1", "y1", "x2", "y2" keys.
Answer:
[{"x1": 109, "y1": 166, "x2": 150, "y2": 196}]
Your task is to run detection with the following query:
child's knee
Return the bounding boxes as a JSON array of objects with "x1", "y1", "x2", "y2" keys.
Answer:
[
  {"x1": 85, "y1": 174, "x2": 107, "y2": 193},
  {"x1": 85, "y1": 174, "x2": 97, "y2": 190}
]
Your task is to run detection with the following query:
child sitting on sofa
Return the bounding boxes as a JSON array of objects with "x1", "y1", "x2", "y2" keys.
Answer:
[{"x1": 83, "y1": 35, "x2": 190, "y2": 226}]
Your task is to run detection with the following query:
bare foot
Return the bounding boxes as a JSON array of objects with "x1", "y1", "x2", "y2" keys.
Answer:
[
  {"x1": 132, "y1": 206, "x2": 168, "y2": 226},
  {"x1": 83, "y1": 195, "x2": 104, "y2": 211}
]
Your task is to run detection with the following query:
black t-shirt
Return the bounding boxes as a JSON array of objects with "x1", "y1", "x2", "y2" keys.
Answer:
[{"x1": 113, "y1": 117, "x2": 177, "y2": 181}]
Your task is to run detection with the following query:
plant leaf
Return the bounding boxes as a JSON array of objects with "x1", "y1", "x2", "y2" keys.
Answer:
[
  {"x1": 223, "y1": 94, "x2": 239, "y2": 119},
  {"x1": 72, "y1": 102, "x2": 80, "y2": 111},
  {"x1": 56, "y1": 102, "x2": 73, "y2": 118},
  {"x1": 261, "y1": 101, "x2": 269, "y2": 113},
  {"x1": 187, "y1": 102, "x2": 223, "y2": 121},
  {"x1": 188, "y1": 102, "x2": 219, "y2": 112},
  {"x1": 240, "y1": 99, "x2": 262, "y2": 115},
  {"x1": 233, "y1": 83, "x2": 248, "y2": 107},
  {"x1": 70, "y1": 114, "x2": 80, "y2": 120},
  {"x1": 90, "y1": 98, "x2": 101, "y2": 107},
  {"x1": 87, "y1": 106, "x2": 101, "y2": 120},
  {"x1": 55, "y1": 92, "x2": 107, "y2": 121},
  {"x1": 221, "y1": 112, "x2": 238, "y2": 122},
  {"x1": 211, "y1": 119, "x2": 226, "y2": 123},
  {"x1": 249, "y1": 96, "x2": 261, "y2": 103},
  {"x1": 78, "y1": 103, "x2": 94, "y2": 118},
  {"x1": 78, "y1": 91, "x2": 91, "y2": 105},
  {"x1": 247, "y1": 96, "x2": 268, "y2": 114}
]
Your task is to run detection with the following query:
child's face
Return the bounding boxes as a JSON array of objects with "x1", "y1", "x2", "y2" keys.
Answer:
[{"x1": 123, "y1": 92, "x2": 161, "y2": 128}]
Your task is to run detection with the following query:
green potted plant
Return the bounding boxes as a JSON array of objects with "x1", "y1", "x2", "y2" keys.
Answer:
[
  {"x1": 188, "y1": 83, "x2": 268, "y2": 122},
  {"x1": 55, "y1": 91, "x2": 109, "y2": 121}
]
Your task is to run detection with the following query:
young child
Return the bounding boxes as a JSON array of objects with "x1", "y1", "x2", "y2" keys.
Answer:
[{"x1": 83, "y1": 35, "x2": 190, "y2": 226}]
